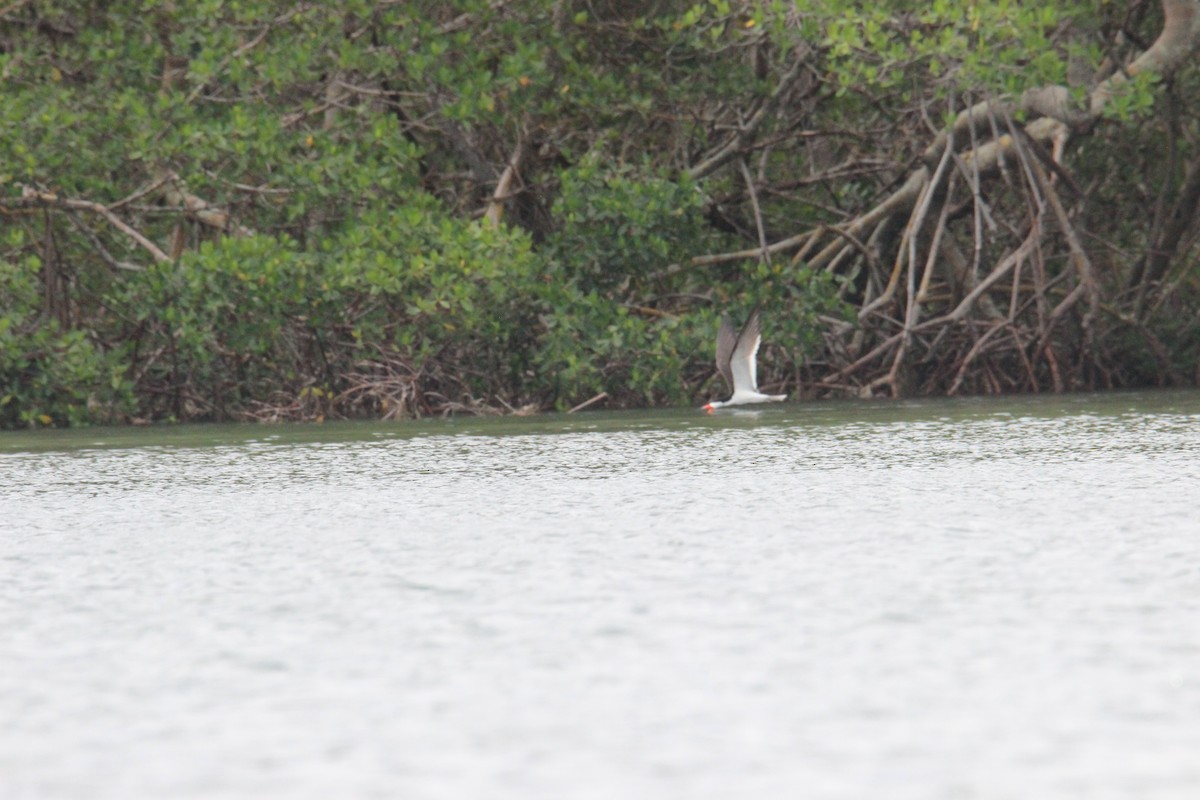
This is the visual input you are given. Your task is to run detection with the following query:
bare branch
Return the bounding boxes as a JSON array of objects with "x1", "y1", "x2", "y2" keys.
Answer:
[
  {"x1": 8, "y1": 187, "x2": 171, "y2": 263},
  {"x1": 686, "y1": 49, "x2": 809, "y2": 180}
]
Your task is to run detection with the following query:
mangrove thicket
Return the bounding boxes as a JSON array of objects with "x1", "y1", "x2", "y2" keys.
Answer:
[{"x1": 2, "y1": 0, "x2": 1199, "y2": 426}]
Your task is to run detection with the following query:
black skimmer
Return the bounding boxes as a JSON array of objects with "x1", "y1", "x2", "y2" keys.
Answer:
[{"x1": 702, "y1": 307, "x2": 787, "y2": 412}]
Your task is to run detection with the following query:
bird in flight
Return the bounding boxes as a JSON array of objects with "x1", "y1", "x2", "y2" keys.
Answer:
[{"x1": 702, "y1": 307, "x2": 787, "y2": 412}]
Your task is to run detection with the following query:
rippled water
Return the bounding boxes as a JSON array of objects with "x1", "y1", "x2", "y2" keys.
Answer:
[{"x1": 3, "y1": 391, "x2": 1200, "y2": 799}]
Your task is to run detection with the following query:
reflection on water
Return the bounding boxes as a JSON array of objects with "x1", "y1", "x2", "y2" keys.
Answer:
[{"x1": 3, "y1": 390, "x2": 1200, "y2": 799}]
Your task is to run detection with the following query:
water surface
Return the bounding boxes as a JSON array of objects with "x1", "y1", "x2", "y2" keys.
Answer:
[{"x1": 3, "y1": 391, "x2": 1200, "y2": 799}]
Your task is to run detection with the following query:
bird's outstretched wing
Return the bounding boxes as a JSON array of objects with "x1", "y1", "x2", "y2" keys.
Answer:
[
  {"x1": 730, "y1": 308, "x2": 762, "y2": 393},
  {"x1": 715, "y1": 315, "x2": 738, "y2": 393}
]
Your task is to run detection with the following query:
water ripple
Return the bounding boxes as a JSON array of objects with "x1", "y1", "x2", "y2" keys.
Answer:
[{"x1": 3, "y1": 391, "x2": 1200, "y2": 799}]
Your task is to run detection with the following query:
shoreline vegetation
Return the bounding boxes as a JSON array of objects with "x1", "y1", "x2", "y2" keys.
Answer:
[{"x1": 3, "y1": 1, "x2": 1199, "y2": 428}]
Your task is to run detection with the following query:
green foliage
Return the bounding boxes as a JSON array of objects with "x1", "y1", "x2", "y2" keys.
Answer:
[
  {"x1": 803, "y1": 0, "x2": 1085, "y2": 98},
  {"x1": 534, "y1": 249, "x2": 845, "y2": 409},
  {"x1": 0, "y1": 258, "x2": 132, "y2": 427},
  {"x1": 1101, "y1": 70, "x2": 1162, "y2": 122},
  {"x1": 0, "y1": 0, "x2": 1188, "y2": 424},
  {"x1": 544, "y1": 160, "x2": 719, "y2": 290},
  {"x1": 532, "y1": 161, "x2": 844, "y2": 407},
  {"x1": 121, "y1": 208, "x2": 549, "y2": 419},
  {"x1": 134, "y1": 236, "x2": 319, "y2": 415},
  {"x1": 536, "y1": 283, "x2": 734, "y2": 408}
]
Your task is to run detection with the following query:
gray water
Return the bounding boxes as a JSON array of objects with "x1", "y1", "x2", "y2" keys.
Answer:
[{"x1": 3, "y1": 391, "x2": 1200, "y2": 799}]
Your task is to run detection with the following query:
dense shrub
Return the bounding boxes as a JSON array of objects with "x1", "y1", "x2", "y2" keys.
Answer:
[
  {"x1": 1, "y1": 256, "x2": 132, "y2": 427},
  {"x1": 1, "y1": 1, "x2": 1195, "y2": 426}
]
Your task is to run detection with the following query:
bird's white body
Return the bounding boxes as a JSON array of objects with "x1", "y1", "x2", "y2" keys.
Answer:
[
  {"x1": 705, "y1": 389, "x2": 786, "y2": 410},
  {"x1": 703, "y1": 309, "x2": 786, "y2": 412}
]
